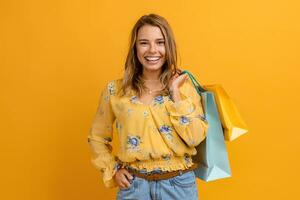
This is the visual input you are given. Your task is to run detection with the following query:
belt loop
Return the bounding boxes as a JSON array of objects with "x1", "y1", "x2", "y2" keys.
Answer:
[{"x1": 179, "y1": 170, "x2": 183, "y2": 176}]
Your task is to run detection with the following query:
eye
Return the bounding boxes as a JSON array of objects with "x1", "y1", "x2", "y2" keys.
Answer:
[
  {"x1": 158, "y1": 41, "x2": 165, "y2": 45},
  {"x1": 139, "y1": 42, "x2": 147, "y2": 45}
]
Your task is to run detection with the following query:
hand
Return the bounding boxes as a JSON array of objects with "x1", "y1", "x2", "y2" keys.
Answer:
[
  {"x1": 168, "y1": 69, "x2": 189, "y2": 91},
  {"x1": 114, "y1": 168, "x2": 133, "y2": 189}
]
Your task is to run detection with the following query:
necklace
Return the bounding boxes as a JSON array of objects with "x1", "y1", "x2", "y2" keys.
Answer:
[
  {"x1": 141, "y1": 77, "x2": 163, "y2": 94},
  {"x1": 145, "y1": 86, "x2": 164, "y2": 94}
]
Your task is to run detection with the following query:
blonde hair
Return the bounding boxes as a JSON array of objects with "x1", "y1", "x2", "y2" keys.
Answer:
[{"x1": 119, "y1": 13, "x2": 180, "y2": 97}]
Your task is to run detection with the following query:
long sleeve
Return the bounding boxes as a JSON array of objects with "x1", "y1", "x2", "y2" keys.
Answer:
[
  {"x1": 87, "y1": 81, "x2": 118, "y2": 188},
  {"x1": 165, "y1": 79, "x2": 209, "y2": 147}
]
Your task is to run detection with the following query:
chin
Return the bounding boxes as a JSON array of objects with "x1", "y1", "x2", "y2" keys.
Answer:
[
  {"x1": 143, "y1": 62, "x2": 165, "y2": 71},
  {"x1": 144, "y1": 66, "x2": 162, "y2": 71}
]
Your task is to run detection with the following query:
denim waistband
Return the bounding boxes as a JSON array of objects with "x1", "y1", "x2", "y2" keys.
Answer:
[{"x1": 124, "y1": 165, "x2": 185, "y2": 176}]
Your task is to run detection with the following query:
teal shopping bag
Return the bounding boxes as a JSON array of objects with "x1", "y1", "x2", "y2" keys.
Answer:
[{"x1": 181, "y1": 70, "x2": 231, "y2": 182}]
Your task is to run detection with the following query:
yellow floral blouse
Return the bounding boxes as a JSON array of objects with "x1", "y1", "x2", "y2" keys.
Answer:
[{"x1": 87, "y1": 78, "x2": 209, "y2": 188}]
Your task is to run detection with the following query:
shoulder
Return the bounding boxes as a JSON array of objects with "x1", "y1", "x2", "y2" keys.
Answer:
[{"x1": 103, "y1": 78, "x2": 123, "y2": 96}]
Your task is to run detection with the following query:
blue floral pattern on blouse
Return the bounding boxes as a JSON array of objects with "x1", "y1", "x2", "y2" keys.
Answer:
[
  {"x1": 179, "y1": 116, "x2": 190, "y2": 125},
  {"x1": 159, "y1": 125, "x2": 173, "y2": 140},
  {"x1": 126, "y1": 135, "x2": 141, "y2": 151},
  {"x1": 130, "y1": 95, "x2": 139, "y2": 104},
  {"x1": 143, "y1": 110, "x2": 149, "y2": 118},
  {"x1": 116, "y1": 120, "x2": 123, "y2": 130},
  {"x1": 129, "y1": 95, "x2": 165, "y2": 106},
  {"x1": 184, "y1": 153, "x2": 192, "y2": 165},
  {"x1": 196, "y1": 114, "x2": 208, "y2": 122},
  {"x1": 159, "y1": 125, "x2": 172, "y2": 134},
  {"x1": 127, "y1": 108, "x2": 133, "y2": 116},
  {"x1": 161, "y1": 154, "x2": 171, "y2": 161},
  {"x1": 88, "y1": 78, "x2": 210, "y2": 188},
  {"x1": 153, "y1": 95, "x2": 164, "y2": 105},
  {"x1": 108, "y1": 82, "x2": 116, "y2": 95}
]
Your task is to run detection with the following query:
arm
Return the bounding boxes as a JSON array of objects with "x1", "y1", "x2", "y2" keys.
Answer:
[
  {"x1": 87, "y1": 81, "x2": 118, "y2": 188},
  {"x1": 165, "y1": 79, "x2": 208, "y2": 147}
]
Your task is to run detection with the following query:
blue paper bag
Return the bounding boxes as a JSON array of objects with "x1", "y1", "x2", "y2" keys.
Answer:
[{"x1": 181, "y1": 70, "x2": 232, "y2": 182}]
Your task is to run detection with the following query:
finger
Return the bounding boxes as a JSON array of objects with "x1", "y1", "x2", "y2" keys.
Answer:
[
  {"x1": 118, "y1": 182, "x2": 126, "y2": 189},
  {"x1": 181, "y1": 73, "x2": 187, "y2": 78},
  {"x1": 121, "y1": 178, "x2": 131, "y2": 188},
  {"x1": 184, "y1": 74, "x2": 189, "y2": 80},
  {"x1": 123, "y1": 170, "x2": 133, "y2": 180},
  {"x1": 178, "y1": 73, "x2": 186, "y2": 79}
]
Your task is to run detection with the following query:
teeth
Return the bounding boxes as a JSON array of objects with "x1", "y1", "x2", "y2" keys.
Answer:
[{"x1": 145, "y1": 57, "x2": 160, "y2": 61}]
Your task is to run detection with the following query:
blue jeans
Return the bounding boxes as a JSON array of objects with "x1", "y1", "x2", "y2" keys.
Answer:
[{"x1": 116, "y1": 169, "x2": 199, "y2": 200}]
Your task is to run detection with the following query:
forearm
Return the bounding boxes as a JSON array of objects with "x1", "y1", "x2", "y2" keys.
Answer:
[{"x1": 166, "y1": 84, "x2": 208, "y2": 147}]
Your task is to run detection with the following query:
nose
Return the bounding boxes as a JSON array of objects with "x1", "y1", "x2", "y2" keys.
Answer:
[{"x1": 149, "y1": 43, "x2": 157, "y2": 53}]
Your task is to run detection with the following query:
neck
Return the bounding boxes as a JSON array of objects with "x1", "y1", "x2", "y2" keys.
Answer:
[{"x1": 141, "y1": 68, "x2": 162, "y2": 80}]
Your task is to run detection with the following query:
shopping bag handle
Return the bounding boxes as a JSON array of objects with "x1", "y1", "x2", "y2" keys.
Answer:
[{"x1": 180, "y1": 70, "x2": 206, "y2": 94}]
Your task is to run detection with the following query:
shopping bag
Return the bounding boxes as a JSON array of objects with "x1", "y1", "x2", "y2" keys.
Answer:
[
  {"x1": 181, "y1": 70, "x2": 231, "y2": 182},
  {"x1": 203, "y1": 84, "x2": 248, "y2": 141}
]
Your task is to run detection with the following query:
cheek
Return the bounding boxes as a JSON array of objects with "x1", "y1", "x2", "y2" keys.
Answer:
[
  {"x1": 136, "y1": 46, "x2": 145, "y2": 61},
  {"x1": 136, "y1": 45, "x2": 147, "y2": 56},
  {"x1": 159, "y1": 46, "x2": 166, "y2": 56}
]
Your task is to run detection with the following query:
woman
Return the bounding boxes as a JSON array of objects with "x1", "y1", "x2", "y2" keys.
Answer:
[{"x1": 87, "y1": 13, "x2": 208, "y2": 200}]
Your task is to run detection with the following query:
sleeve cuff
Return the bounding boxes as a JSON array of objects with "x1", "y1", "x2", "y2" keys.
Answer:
[
  {"x1": 102, "y1": 162, "x2": 120, "y2": 188},
  {"x1": 165, "y1": 97, "x2": 195, "y2": 116}
]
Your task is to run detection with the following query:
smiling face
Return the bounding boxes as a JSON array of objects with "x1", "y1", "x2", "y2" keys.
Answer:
[{"x1": 136, "y1": 25, "x2": 166, "y2": 73}]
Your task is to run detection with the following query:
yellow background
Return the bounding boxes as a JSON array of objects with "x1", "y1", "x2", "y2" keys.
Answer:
[{"x1": 1, "y1": 0, "x2": 299, "y2": 199}]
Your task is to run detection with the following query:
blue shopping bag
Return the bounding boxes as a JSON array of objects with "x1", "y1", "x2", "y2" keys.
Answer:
[{"x1": 181, "y1": 70, "x2": 232, "y2": 182}]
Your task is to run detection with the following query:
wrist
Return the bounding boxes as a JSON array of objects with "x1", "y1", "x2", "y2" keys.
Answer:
[
  {"x1": 168, "y1": 87, "x2": 181, "y2": 102},
  {"x1": 169, "y1": 86, "x2": 179, "y2": 92}
]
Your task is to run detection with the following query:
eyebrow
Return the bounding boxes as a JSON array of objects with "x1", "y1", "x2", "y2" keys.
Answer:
[{"x1": 138, "y1": 38, "x2": 165, "y2": 42}]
